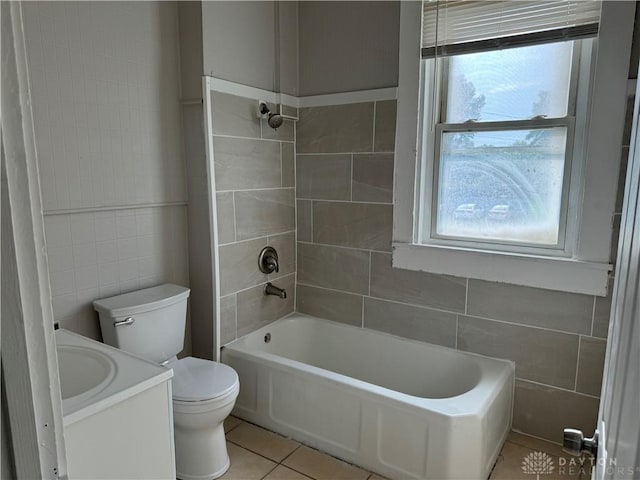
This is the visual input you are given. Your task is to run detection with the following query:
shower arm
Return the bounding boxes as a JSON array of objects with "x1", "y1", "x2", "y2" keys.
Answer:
[{"x1": 258, "y1": 100, "x2": 298, "y2": 122}]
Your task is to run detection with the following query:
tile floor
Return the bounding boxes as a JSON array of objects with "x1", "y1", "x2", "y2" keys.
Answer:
[{"x1": 221, "y1": 416, "x2": 591, "y2": 480}]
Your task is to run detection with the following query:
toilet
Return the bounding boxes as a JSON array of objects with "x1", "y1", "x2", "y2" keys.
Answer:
[{"x1": 93, "y1": 284, "x2": 239, "y2": 480}]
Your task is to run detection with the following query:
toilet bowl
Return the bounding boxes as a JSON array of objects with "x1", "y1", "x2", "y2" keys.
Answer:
[
  {"x1": 93, "y1": 284, "x2": 239, "y2": 480},
  {"x1": 170, "y1": 357, "x2": 240, "y2": 480}
]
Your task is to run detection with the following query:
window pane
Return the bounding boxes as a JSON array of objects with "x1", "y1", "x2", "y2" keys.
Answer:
[
  {"x1": 445, "y1": 42, "x2": 573, "y2": 123},
  {"x1": 434, "y1": 128, "x2": 567, "y2": 246}
]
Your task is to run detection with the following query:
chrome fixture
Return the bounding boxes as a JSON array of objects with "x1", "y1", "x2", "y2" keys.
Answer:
[
  {"x1": 258, "y1": 246, "x2": 279, "y2": 274},
  {"x1": 264, "y1": 282, "x2": 287, "y2": 299},
  {"x1": 113, "y1": 316, "x2": 135, "y2": 327},
  {"x1": 563, "y1": 429, "x2": 599, "y2": 457},
  {"x1": 258, "y1": 101, "x2": 298, "y2": 129},
  {"x1": 258, "y1": 101, "x2": 284, "y2": 129}
]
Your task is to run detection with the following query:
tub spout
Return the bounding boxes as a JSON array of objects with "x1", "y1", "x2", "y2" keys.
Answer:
[{"x1": 264, "y1": 282, "x2": 287, "y2": 299}]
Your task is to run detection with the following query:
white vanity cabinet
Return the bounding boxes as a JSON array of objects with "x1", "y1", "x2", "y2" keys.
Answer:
[{"x1": 56, "y1": 330, "x2": 175, "y2": 479}]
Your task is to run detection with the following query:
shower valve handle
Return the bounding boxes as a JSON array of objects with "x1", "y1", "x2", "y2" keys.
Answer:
[{"x1": 258, "y1": 246, "x2": 279, "y2": 274}]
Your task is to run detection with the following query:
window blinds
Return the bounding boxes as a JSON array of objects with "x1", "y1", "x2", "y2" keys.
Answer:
[{"x1": 422, "y1": 0, "x2": 602, "y2": 57}]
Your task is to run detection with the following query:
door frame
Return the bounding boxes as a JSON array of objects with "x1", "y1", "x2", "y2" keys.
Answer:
[
  {"x1": 1, "y1": 2, "x2": 67, "y2": 478},
  {"x1": 595, "y1": 73, "x2": 640, "y2": 479}
]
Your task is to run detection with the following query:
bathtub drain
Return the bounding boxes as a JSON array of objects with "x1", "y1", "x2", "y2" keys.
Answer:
[{"x1": 264, "y1": 333, "x2": 271, "y2": 343}]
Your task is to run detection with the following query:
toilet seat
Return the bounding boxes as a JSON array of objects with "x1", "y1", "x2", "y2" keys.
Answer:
[{"x1": 170, "y1": 357, "x2": 239, "y2": 402}]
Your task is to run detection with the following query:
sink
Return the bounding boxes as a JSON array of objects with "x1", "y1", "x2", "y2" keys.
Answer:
[
  {"x1": 57, "y1": 345, "x2": 116, "y2": 410},
  {"x1": 55, "y1": 329, "x2": 176, "y2": 479},
  {"x1": 55, "y1": 328, "x2": 172, "y2": 425}
]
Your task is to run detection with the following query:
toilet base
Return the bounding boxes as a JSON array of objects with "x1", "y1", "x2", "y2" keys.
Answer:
[
  {"x1": 176, "y1": 456, "x2": 229, "y2": 480},
  {"x1": 175, "y1": 423, "x2": 230, "y2": 480}
]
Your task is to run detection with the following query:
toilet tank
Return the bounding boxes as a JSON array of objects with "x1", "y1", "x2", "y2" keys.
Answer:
[{"x1": 94, "y1": 284, "x2": 190, "y2": 364}]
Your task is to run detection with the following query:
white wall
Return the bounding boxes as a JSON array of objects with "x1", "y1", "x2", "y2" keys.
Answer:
[
  {"x1": 298, "y1": 1, "x2": 400, "y2": 96},
  {"x1": 1, "y1": 391, "x2": 13, "y2": 480},
  {"x1": 178, "y1": 1, "x2": 203, "y2": 101},
  {"x1": 22, "y1": 2, "x2": 190, "y2": 344},
  {"x1": 202, "y1": 1, "x2": 298, "y2": 95}
]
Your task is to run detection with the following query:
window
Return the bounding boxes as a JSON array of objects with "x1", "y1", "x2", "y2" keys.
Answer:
[
  {"x1": 422, "y1": 40, "x2": 580, "y2": 253},
  {"x1": 393, "y1": 1, "x2": 635, "y2": 295}
]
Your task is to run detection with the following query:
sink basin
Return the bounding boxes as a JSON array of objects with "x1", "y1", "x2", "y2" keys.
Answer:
[
  {"x1": 57, "y1": 345, "x2": 116, "y2": 409},
  {"x1": 55, "y1": 329, "x2": 172, "y2": 426}
]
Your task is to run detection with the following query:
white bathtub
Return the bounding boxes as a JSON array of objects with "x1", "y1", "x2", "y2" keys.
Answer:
[{"x1": 221, "y1": 314, "x2": 514, "y2": 480}]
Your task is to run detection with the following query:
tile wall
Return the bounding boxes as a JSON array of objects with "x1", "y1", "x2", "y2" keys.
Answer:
[
  {"x1": 44, "y1": 207, "x2": 189, "y2": 339},
  {"x1": 294, "y1": 95, "x2": 633, "y2": 443},
  {"x1": 211, "y1": 92, "x2": 297, "y2": 344},
  {"x1": 22, "y1": 2, "x2": 190, "y2": 344}
]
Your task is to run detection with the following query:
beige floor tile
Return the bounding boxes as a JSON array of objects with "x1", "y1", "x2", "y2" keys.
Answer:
[
  {"x1": 283, "y1": 446, "x2": 369, "y2": 480},
  {"x1": 490, "y1": 442, "x2": 584, "y2": 480},
  {"x1": 226, "y1": 422, "x2": 300, "y2": 462},
  {"x1": 221, "y1": 442, "x2": 276, "y2": 480},
  {"x1": 367, "y1": 474, "x2": 388, "y2": 480},
  {"x1": 224, "y1": 415, "x2": 243, "y2": 433},
  {"x1": 263, "y1": 465, "x2": 314, "y2": 480}
]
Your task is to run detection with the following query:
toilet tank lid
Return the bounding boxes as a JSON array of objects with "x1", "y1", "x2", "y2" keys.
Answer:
[{"x1": 93, "y1": 284, "x2": 190, "y2": 317}]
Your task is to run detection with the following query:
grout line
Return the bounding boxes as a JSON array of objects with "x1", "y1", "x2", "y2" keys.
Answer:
[
  {"x1": 225, "y1": 273, "x2": 297, "y2": 297},
  {"x1": 310, "y1": 200, "x2": 314, "y2": 243},
  {"x1": 350, "y1": 153, "x2": 354, "y2": 201},
  {"x1": 280, "y1": 141, "x2": 284, "y2": 187},
  {"x1": 259, "y1": 464, "x2": 279, "y2": 480},
  {"x1": 372, "y1": 101, "x2": 377, "y2": 152},
  {"x1": 517, "y1": 377, "x2": 600, "y2": 399},
  {"x1": 296, "y1": 240, "x2": 391, "y2": 255},
  {"x1": 508, "y1": 429, "x2": 566, "y2": 449},
  {"x1": 297, "y1": 282, "x2": 457, "y2": 317},
  {"x1": 231, "y1": 192, "x2": 237, "y2": 243},
  {"x1": 225, "y1": 417, "x2": 243, "y2": 434},
  {"x1": 464, "y1": 278, "x2": 469, "y2": 314},
  {"x1": 233, "y1": 292, "x2": 238, "y2": 341},
  {"x1": 590, "y1": 296, "x2": 596, "y2": 337},
  {"x1": 281, "y1": 464, "x2": 318, "y2": 480},
  {"x1": 361, "y1": 296, "x2": 365, "y2": 328},
  {"x1": 574, "y1": 335, "x2": 582, "y2": 391},
  {"x1": 368, "y1": 250, "x2": 372, "y2": 296},
  {"x1": 218, "y1": 230, "x2": 296, "y2": 247},
  {"x1": 217, "y1": 187, "x2": 296, "y2": 194},
  {"x1": 280, "y1": 444, "x2": 302, "y2": 466},
  {"x1": 455, "y1": 314, "x2": 459, "y2": 349},
  {"x1": 43, "y1": 201, "x2": 189, "y2": 216},
  {"x1": 226, "y1": 440, "x2": 279, "y2": 472},
  {"x1": 296, "y1": 151, "x2": 394, "y2": 156},
  {"x1": 296, "y1": 197, "x2": 393, "y2": 206},
  {"x1": 459, "y1": 312, "x2": 589, "y2": 337},
  {"x1": 212, "y1": 133, "x2": 294, "y2": 144},
  {"x1": 296, "y1": 282, "x2": 364, "y2": 299}
]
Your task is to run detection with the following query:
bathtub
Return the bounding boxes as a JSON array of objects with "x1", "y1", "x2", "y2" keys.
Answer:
[{"x1": 221, "y1": 314, "x2": 514, "y2": 480}]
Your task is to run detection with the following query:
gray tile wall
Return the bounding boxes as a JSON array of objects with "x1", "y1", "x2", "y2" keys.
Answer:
[
  {"x1": 294, "y1": 95, "x2": 632, "y2": 444},
  {"x1": 211, "y1": 92, "x2": 297, "y2": 345}
]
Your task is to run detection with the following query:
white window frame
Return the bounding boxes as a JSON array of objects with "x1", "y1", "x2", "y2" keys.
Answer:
[
  {"x1": 422, "y1": 41, "x2": 583, "y2": 255},
  {"x1": 393, "y1": 1, "x2": 635, "y2": 296}
]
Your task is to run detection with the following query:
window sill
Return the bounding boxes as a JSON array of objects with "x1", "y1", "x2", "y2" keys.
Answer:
[{"x1": 392, "y1": 242, "x2": 611, "y2": 296}]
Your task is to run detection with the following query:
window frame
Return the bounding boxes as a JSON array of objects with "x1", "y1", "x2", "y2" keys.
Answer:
[{"x1": 392, "y1": 1, "x2": 635, "y2": 296}]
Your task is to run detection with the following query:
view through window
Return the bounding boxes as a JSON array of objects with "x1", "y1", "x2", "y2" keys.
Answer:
[{"x1": 426, "y1": 42, "x2": 576, "y2": 247}]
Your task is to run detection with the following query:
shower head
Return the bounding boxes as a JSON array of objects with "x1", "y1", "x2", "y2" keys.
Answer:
[
  {"x1": 267, "y1": 113, "x2": 284, "y2": 129},
  {"x1": 258, "y1": 101, "x2": 284, "y2": 130}
]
